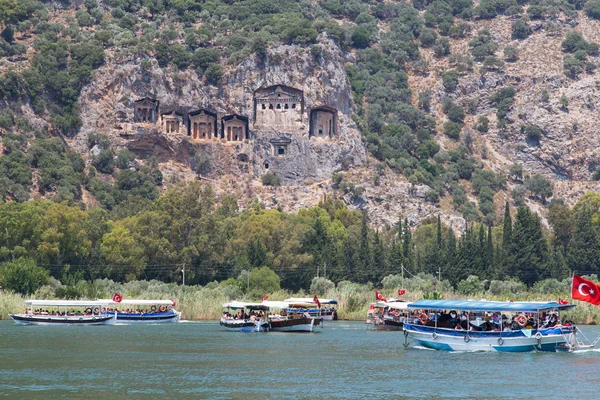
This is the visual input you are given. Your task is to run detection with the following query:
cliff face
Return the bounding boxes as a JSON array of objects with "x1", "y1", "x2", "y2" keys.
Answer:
[{"x1": 75, "y1": 36, "x2": 366, "y2": 184}]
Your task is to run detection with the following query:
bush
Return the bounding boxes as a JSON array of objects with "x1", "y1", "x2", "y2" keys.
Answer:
[
  {"x1": 443, "y1": 121, "x2": 462, "y2": 139},
  {"x1": 522, "y1": 124, "x2": 543, "y2": 142},
  {"x1": 442, "y1": 69, "x2": 459, "y2": 92},
  {"x1": 457, "y1": 275, "x2": 486, "y2": 295},
  {"x1": 116, "y1": 150, "x2": 136, "y2": 169},
  {"x1": 504, "y1": 46, "x2": 518, "y2": 62},
  {"x1": 584, "y1": 0, "x2": 600, "y2": 19},
  {"x1": 93, "y1": 149, "x2": 115, "y2": 174},
  {"x1": 351, "y1": 26, "x2": 371, "y2": 48},
  {"x1": 476, "y1": 116, "x2": 489, "y2": 132},
  {"x1": 0, "y1": 258, "x2": 49, "y2": 295},
  {"x1": 262, "y1": 173, "x2": 281, "y2": 186}
]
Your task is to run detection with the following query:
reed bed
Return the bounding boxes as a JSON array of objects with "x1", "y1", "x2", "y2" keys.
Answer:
[{"x1": 1, "y1": 279, "x2": 600, "y2": 324}]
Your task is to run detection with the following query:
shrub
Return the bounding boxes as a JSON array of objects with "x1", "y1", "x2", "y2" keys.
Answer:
[
  {"x1": 442, "y1": 69, "x2": 459, "y2": 92},
  {"x1": 443, "y1": 121, "x2": 462, "y2": 139},
  {"x1": 116, "y1": 150, "x2": 136, "y2": 169},
  {"x1": 262, "y1": 173, "x2": 281, "y2": 186},
  {"x1": 504, "y1": 46, "x2": 518, "y2": 62},
  {"x1": 0, "y1": 258, "x2": 49, "y2": 295},
  {"x1": 351, "y1": 26, "x2": 371, "y2": 48},
  {"x1": 584, "y1": 0, "x2": 600, "y2": 19},
  {"x1": 476, "y1": 116, "x2": 489, "y2": 132},
  {"x1": 93, "y1": 149, "x2": 115, "y2": 174}
]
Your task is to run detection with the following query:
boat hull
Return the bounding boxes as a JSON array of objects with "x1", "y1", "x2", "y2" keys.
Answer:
[
  {"x1": 269, "y1": 317, "x2": 322, "y2": 332},
  {"x1": 373, "y1": 319, "x2": 404, "y2": 331},
  {"x1": 404, "y1": 324, "x2": 574, "y2": 352},
  {"x1": 104, "y1": 311, "x2": 180, "y2": 323},
  {"x1": 220, "y1": 318, "x2": 269, "y2": 332},
  {"x1": 10, "y1": 314, "x2": 116, "y2": 326}
]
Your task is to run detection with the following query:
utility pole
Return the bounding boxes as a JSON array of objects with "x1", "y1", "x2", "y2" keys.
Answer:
[
  {"x1": 247, "y1": 271, "x2": 250, "y2": 291},
  {"x1": 182, "y1": 264, "x2": 185, "y2": 286},
  {"x1": 324, "y1": 262, "x2": 327, "y2": 297},
  {"x1": 401, "y1": 263, "x2": 404, "y2": 290}
]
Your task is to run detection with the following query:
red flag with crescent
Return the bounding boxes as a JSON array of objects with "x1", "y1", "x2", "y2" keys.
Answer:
[
  {"x1": 112, "y1": 292, "x2": 122, "y2": 303},
  {"x1": 571, "y1": 275, "x2": 600, "y2": 305},
  {"x1": 262, "y1": 295, "x2": 269, "y2": 302},
  {"x1": 375, "y1": 290, "x2": 387, "y2": 302},
  {"x1": 398, "y1": 289, "x2": 406, "y2": 296},
  {"x1": 313, "y1": 295, "x2": 321, "y2": 308},
  {"x1": 557, "y1": 298, "x2": 568, "y2": 305},
  {"x1": 369, "y1": 304, "x2": 375, "y2": 311}
]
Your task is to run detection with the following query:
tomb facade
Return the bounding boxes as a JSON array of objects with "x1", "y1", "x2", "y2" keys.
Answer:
[
  {"x1": 161, "y1": 111, "x2": 184, "y2": 134},
  {"x1": 309, "y1": 107, "x2": 337, "y2": 139},
  {"x1": 254, "y1": 85, "x2": 304, "y2": 131},
  {"x1": 134, "y1": 98, "x2": 159, "y2": 123},
  {"x1": 189, "y1": 110, "x2": 217, "y2": 140},
  {"x1": 222, "y1": 115, "x2": 248, "y2": 141},
  {"x1": 270, "y1": 138, "x2": 292, "y2": 157}
]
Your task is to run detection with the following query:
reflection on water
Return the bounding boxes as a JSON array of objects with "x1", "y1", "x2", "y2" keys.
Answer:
[{"x1": 0, "y1": 321, "x2": 599, "y2": 398}]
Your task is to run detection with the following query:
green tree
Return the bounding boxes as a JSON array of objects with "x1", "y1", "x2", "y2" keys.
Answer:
[
  {"x1": 568, "y1": 205, "x2": 600, "y2": 275},
  {"x1": 0, "y1": 258, "x2": 48, "y2": 295}
]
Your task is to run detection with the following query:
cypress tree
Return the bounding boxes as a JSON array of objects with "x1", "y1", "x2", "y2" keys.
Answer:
[{"x1": 568, "y1": 204, "x2": 600, "y2": 275}]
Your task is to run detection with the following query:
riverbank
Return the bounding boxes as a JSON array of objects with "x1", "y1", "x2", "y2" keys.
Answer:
[{"x1": 1, "y1": 279, "x2": 598, "y2": 324}]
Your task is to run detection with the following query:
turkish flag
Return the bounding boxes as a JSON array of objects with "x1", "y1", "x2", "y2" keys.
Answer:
[
  {"x1": 261, "y1": 295, "x2": 269, "y2": 302},
  {"x1": 557, "y1": 298, "x2": 568, "y2": 305},
  {"x1": 375, "y1": 290, "x2": 387, "y2": 302},
  {"x1": 369, "y1": 304, "x2": 374, "y2": 311},
  {"x1": 398, "y1": 289, "x2": 406, "y2": 296},
  {"x1": 313, "y1": 295, "x2": 321, "y2": 308},
  {"x1": 571, "y1": 275, "x2": 600, "y2": 305},
  {"x1": 112, "y1": 292, "x2": 122, "y2": 303}
]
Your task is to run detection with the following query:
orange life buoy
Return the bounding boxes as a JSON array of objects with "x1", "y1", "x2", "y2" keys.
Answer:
[
  {"x1": 419, "y1": 312, "x2": 430, "y2": 325},
  {"x1": 159, "y1": 305, "x2": 167, "y2": 312},
  {"x1": 455, "y1": 324, "x2": 463, "y2": 330},
  {"x1": 515, "y1": 313, "x2": 528, "y2": 327},
  {"x1": 151, "y1": 305, "x2": 157, "y2": 312}
]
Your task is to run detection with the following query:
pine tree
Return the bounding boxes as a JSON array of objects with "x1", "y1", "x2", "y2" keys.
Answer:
[
  {"x1": 402, "y1": 217, "x2": 414, "y2": 270},
  {"x1": 500, "y1": 201, "x2": 512, "y2": 277},
  {"x1": 358, "y1": 211, "x2": 372, "y2": 282},
  {"x1": 568, "y1": 204, "x2": 600, "y2": 275}
]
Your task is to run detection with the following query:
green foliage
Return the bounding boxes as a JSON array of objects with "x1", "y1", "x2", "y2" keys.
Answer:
[
  {"x1": 522, "y1": 124, "x2": 543, "y2": 143},
  {"x1": 584, "y1": 0, "x2": 600, "y2": 19},
  {"x1": 442, "y1": 69, "x2": 459, "y2": 92},
  {"x1": 469, "y1": 30, "x2": 496, "y2": 61},
  {"x1": 0, "y1": 258, "x2": 48, "y2": 295},
  {"x1": 476, "y1": 116, "x2": 489, "y2": 133},
  {"x1": 443, "y1": 121, "x2": 461, "y2": 139},
  {"x1": 490, "y1": 87, "x2": 516, "y2": 121},
  {"x1": 262, "y1": 173, "x2": 281, "y2": 186},
  {"x1": 93, "y1": 149, "x2": 115, "y2": 174},
  {"x1": 525, "y1": 174, "x2": 553, "y2": 202},
  {"x1": 512, "y1": 19, "x2": 531, "y2": 40}
]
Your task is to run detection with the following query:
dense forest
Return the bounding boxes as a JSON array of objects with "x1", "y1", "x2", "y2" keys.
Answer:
[
  {"x1": 1, "y1": 180, "x2": 600, "y2": 296},
  {"x1": 1, "y1": 0, "x2": 600, "y2": 296}
]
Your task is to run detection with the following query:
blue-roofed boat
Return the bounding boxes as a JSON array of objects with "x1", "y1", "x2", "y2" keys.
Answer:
[{"x1": 403, "y1": 300, "x2": 581, "y2": 352}]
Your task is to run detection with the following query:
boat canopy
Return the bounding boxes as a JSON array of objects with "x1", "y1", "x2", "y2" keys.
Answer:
[
  {"x1": 370, "y1": 300, "x2": 409, "y2": 310},
  {"x1": 407, "y1": 299, "x2": 576, "y2": 312},
  {"x1": 284, "y1": 297, "x2": 338, "y2": 305},
  {"x1": 261, "y1": 301, "x2": 291, "y2": 309},
  {"x1": 25, "y1": 300, "x2": 107, "y2": 307},
  {"x1": 98, "y1": 299, "x2": 175, "y2": 306},
  {"x1": 222, "y1": 301, "x2": 270, "y2": 310}
]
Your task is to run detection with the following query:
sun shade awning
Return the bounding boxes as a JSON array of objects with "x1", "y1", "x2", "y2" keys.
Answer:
[
  {"x1": 222, "y1": 301, "x2": 270, "y2": 310},
  {"x1": 284, "y1": 297, "x2": 338, "y2": 305},
  {"x1": 407, "y1": 299, "x2": 576, "y2": 312},
  {"x1": 25, "y1": 300, "x2": 107, "y2": 307}
]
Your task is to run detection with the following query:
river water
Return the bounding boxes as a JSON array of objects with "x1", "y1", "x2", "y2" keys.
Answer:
[{"x1": 1, "y1": 320, "x2": 599, "y2": 398}]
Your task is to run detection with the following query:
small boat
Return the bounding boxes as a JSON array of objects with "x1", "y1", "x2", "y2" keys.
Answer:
[
  {"x1": 10, "y1": 300, "x2": 116, "y2": 326},
  {"x1": 264, "y1": 301, "x2": 323, "y2": 332},
  {"x1": 220, "y1": 301, "x2": 270, "y2": 332},
  {"x1": 284, "y1": 297, "x2": 338, "y2": 320},
  {"x1": 366, "y1": 299, "x2": 410, "y2": 331},
  {"x1": 99, "y1": 299, "x2": 180, "y2": 323},
  {"x1": 403, "y1": 299, "x2": 581, "y2": 352}
]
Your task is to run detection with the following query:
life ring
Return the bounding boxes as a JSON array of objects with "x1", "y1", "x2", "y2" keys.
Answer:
[
  {"x1": 432, "y1": 332, "x2": 438, "y2": 340},
  {"x1": 85, "y1": 308, "x2": 92, "y2": 314},
  {"x1": 535, "y1": 332, "x2": 542, "y2": 340},
  {"x1": 167, "y1": 305, "x2": 173, "y2": 311},
  {"x1": 159, "y1": 305, "x2": 167, "y2": 312},
  {"x1": 515, "y1": 314, "x2": 528, "y2": 327},
  {"x1": 455, "y1": 325, "x2": 463, "y2": 331},
  {"x1": 464, "y1": 335, "x2": 471, "y2": 343},
  {"x1": 93, "y1": 307, "x2": 99, "y2": 314},
  {"x1": 392, "y1": 309, "x2": 401, "y2": 318},
  {"x1": 419, "y1": 312, "x2": 430, "y2": 325},
  {"x1": 151, "y1": 305, "x2": 157, "y2": 312},
  {"x1": 497, "y1": 338, "x2": 504, "y2": 346}
]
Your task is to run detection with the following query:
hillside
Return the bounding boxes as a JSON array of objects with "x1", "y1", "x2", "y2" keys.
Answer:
[{"x1": 1, "y1": 0, "x2": 600, "y2": 231}]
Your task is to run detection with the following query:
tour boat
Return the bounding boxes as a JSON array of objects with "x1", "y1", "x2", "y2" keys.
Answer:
[
  {"x1": 220, "y1": 301, "x2": 270, "y2": 332},
  {"x1": 99, "y1": 299, "x2": 180, "y2": 323},
  {"x1": 402, "y1": 299, "x2": 580, "y2": 352},
  {"x1": 366, "y1": 299, "x2": 410, "y2": 331},
  {"x1": 264, "y1": 301, "x2": 323, "y2": 332},
  {"x1": 10, "y1": 300, "x2": 117, "y2": 326},
  {"x1": 284, "y1": 297, "x2": 338, "y2": 320}
]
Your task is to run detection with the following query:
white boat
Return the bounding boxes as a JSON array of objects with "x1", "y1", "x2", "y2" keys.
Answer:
[
  {"x1": 264, "y1": 301, "x2": 322, "y2": 332},
  {"x1": 220, "y1": 301, "x2": 270, "y2": 332},
  {"x1": 99, "y1": 299, "x2": 180, "y2": 323},
  {"x1": 284, "y1": 297, "x2": 338, "y2": 320},
  {"x1": 403, "y1": 299, "x2": 582, "y2": 352},
  {"x1": 366, "y1": 299, "x2": 410, "y2": 331},
  {"x1": 10, "y1": 300, "x2": 116, "y2": 326}
]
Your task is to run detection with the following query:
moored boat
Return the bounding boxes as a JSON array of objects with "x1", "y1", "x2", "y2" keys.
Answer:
[
  {"x1": 264, "y1": 301, "x2": 323, "y2": 332},
  {"x1": 10, "y1": 300, "x2": 116, "y2": 326},
  {"x1": 403, "y1": 299, "x2": 579, "y2": 352},
  {"x1": 220, "y1": 301, "x2": 270, "y2": 332},
  {"x1": 99, "y1": 299, "x2": 180, "y2": 323}
]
